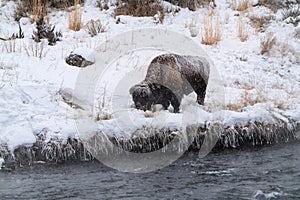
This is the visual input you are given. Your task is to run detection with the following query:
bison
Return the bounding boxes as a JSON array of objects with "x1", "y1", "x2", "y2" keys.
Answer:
[{"x1": 129, "y1": 54, "x2": 210, "y2": 113}]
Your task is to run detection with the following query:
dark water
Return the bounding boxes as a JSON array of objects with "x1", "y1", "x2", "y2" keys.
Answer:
[{"x1": 1, "y1": 142, "x2": 300, "y2": 200}]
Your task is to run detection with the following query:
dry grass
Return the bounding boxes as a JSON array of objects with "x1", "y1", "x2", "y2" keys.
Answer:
[
  {"x1": 68, "y1": 1, "x2": 82, "y2": 31},
  {"x1": 14, "y1": 0, "x2": 49, "y2": 22},
  {"x1": 95, "y1": 87, "x2": 113, "y2": 121},
  {"x1": 260, "y1": 32, "x2": 276, "y2": 55},
  {"x1": 14, "y1": 0, "x2": 85, "y2": 22},
  {"x1": 233, "y1": 80, "x2": 255, "y2": 90},
  {"x1": 2, "y1": 40, "x2": 16, "y2": 53},
  {"x1": 277, "y1": 41, "x2": 299, "y2": 63},
  {"x1": 226, "y1": 88, "x2": 267, "y2": 112},
  {"x1": 0, "y1": 25, "x2": 24, "y2": 52},
  {"x1": 86, "y1": 19, "x2": 106, "y2": 37},
  {"x1": 231, "y1": 0, "x2": 252, "y2": 12},
  {"x1": 278, "y1": 41, "x2": 293, "y2": 57},
  {"x1": 286, "y1": 85, "x2": 296, "y2": 99},
  {"x1": 201, "y1": 12, "x2": 222, "y2": 45},
  {"x1": 95, "y1": 112, "x2": 112, "y2": 121},
  {"x1": 225, "y1": 80, "x2": 293, "y2": 112},
  {"x1": 275, "y1": 100, "x2": 289, "y2": 110},
  {"x1": 187, "y1": 15, "x2": 199, "y2": 37},
  {"x1": 31, "y1": 0, "x2": 46, "y2": 22},
  {"x1": 225, "y1": 103, "x2": 244, "y2": 112},
  {"x1": 237, "y1": 17, "x2": 249, "y2": 42},
  {"x1": 24, "y1": 41, "x2": 46, "y2": 59}
]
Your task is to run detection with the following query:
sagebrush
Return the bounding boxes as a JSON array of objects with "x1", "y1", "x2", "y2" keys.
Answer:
[{"x1": 115, "y1": 0, "x2": 165, "y2": 23}]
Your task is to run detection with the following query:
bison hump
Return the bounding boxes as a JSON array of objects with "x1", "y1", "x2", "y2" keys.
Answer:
[{"x1": 174, "y1": 54, "x2": 210, "y2": 84}]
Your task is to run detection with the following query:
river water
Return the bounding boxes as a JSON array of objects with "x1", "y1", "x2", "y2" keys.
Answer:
[{"x1": 0, "y1": 141, "x2": 299, "y2": 200}]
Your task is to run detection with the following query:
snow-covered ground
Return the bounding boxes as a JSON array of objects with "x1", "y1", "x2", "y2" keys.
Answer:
[{"x1": 0, "y1": 0, "x2": 299, "y2": 163}]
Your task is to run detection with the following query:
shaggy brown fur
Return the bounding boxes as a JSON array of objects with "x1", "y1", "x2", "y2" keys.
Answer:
[{"x1": 130, "y1": 54, "x2": 210, "y2": 112}]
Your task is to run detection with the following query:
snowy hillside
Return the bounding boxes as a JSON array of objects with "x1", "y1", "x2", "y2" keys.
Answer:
[{"x1": 0, "y1": 0, "x2": 299, "y2": 168}]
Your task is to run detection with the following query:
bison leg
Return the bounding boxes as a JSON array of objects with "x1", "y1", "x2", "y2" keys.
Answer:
[
  {"x1": 170, "y1": 95, "x2": 180, "y2": 113},
  {"x1": 195, "y1": 88, "x2": 206, "y2": 105},
  {"x1": 196, "y1": 93, "x2": 205, "y2": 105},
  {"x1": 161, "y1": 101, "x2": 170, "y2": 110},
  {"x1": 190, "y1": 78, "x2": 207, "y2": 106}
]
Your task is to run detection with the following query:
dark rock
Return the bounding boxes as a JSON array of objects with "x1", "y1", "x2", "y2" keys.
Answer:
[{"x1": 66, "y1": 54, "x2": 94, "y2": 68}]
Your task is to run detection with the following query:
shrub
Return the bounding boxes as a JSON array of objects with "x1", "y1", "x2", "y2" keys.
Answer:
[
  {"x1": 249, "y1": 15, "x2": 274, "y2": 33},
  {"x1": 32, "y1": 17, "x2": 62, "y2": 45},
  {"x1": 164, "y1": 0, "x2": 215, "y2": 11},
  {"x1": 48, "y1": 0, "x2": 84, "y2": 8},
  {"x1": 257, "y1": 0, "x2": 284, "y2": 12},
  {"x1": 14, "y1": 0, "x2": 84, "y2": 22},
  {"x1": 97, "y1": 0, "x2": 110, "y2": 10},
  {"x1": 115, "y1": 0, "x2": 165, "y2": 23},
  {"x1": 281, "y1": 0, "x2": 300, "y2": 26}
]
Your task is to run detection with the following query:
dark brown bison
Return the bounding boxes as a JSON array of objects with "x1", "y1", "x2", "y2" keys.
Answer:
[{"x1": 129, "y1": 54, "x2": 210, "y2": 113}]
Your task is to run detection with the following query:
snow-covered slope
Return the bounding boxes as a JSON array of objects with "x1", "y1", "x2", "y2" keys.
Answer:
[{"x1": 0, "y1": 0, "x2": 299, "y2": 164}]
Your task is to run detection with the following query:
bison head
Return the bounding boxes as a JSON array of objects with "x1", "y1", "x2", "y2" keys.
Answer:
[{"x1": 129, "y1": 84, "x2": 154, "y2": 111}]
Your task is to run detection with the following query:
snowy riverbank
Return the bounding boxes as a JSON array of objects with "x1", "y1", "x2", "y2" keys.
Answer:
[{"x1": 0, "y1": 0, "x2": 299, "y2": 169}]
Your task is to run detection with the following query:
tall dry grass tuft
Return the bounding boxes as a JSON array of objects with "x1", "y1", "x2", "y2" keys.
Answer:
[
  {"x1": 231, "y1": 0, "x2": 252, "y2": 12},
  {"x1": 32, "y1": 0, "x2": 46, "y2": 22},
  {"x1": 201, "y1": 12, "x2": 222, "y2": 45},
  {"x1": 68, "y1": 1, "x2": 82, "y2": 31},
  {"x1": 237, "y1": 17, "x2": 249, "y2": 42}
]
